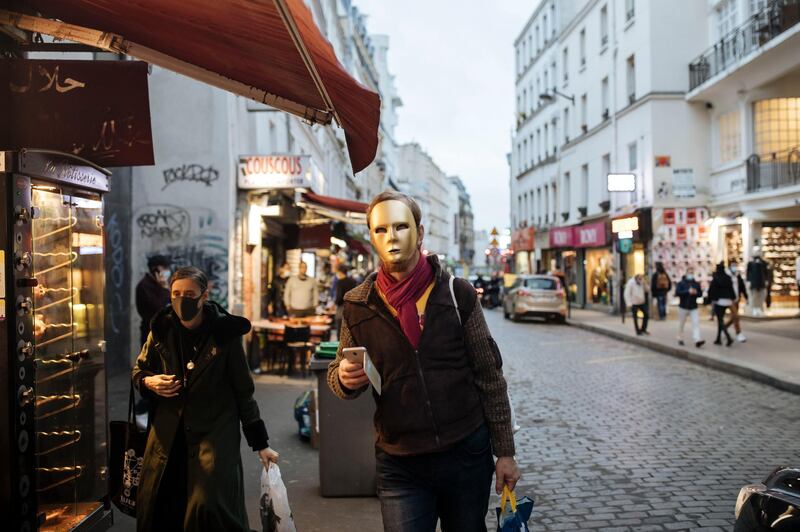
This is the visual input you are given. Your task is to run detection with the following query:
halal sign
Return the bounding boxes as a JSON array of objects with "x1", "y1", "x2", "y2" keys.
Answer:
[{"x1": 238, "y1": 155, "x2": 313, "y2": 190}]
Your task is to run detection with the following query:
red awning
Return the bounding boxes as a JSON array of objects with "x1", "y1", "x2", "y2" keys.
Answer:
[
  {"x1": 302, "y1": 192, "x2": 368, "y2": 214},
  {"x1": 6, "y1": 0, "x2": 380, "y2": 172}
]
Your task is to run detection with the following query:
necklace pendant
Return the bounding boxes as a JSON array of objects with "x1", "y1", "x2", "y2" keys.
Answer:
[{"x1": 187, "y1": 361, "x2": 195, "y2": 371}]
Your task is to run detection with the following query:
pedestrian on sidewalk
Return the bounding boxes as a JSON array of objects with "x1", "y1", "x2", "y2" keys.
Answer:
[
  {"x1": 284, "y1": 261, "x2": 319, "y2": 317},
  {"x1": 267, "y1": 261, "x2": 290, "y2": 317},
  {"x1": 624, "y1": 274, "x2": 650, "y2": 336},
  {"x1": 708, "y1": 262, "x2": 735, "y2": 346},
  {"x1": 651, "y1": 262, "x2": 672, "y2": 320},
  {"x1": 132, "y1": 266, "x2": 279, "y2": 531},
  {"x1": 726, "y1": 259, "x2": 749, "y2": 343},
  {"x1": 328, "y1": 191, "x2": 520, "y2": 531},
  {"x1": 675, "y1": 267, "x2": 705, "y2": 348},
  {"x1": 333, "y1": 264, "x2": 357, "y2": 337}
]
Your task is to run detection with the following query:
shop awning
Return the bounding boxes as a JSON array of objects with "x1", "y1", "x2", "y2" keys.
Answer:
[
  {"x1": 3, "y1": 0, "x2": 380, "y2": 172},
  {"x1": 302, "y1": 192, "x2": 368, "y2": 214},
  {"x1": 298, "y1": 192, "x2": 368, "y2": 225}
]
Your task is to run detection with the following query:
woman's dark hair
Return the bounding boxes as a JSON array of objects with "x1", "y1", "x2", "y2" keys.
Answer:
[
  {"x1": 147, "y1": 255, "x2": 171, "y2": 274},
  {"x1": 714, "y1": 262, "x2": 727, "y2": 276},
  {"x1": 170, "y1": 266, "x2": 209, "y2": 293}
]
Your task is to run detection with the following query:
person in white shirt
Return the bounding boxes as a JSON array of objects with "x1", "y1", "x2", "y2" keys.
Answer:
[
  {"x1": 624, "y1": 274, "x2": 650, "y2": 336},
  {"x1": 283, "y1": 262, "x2": 319, "y2": 317}
]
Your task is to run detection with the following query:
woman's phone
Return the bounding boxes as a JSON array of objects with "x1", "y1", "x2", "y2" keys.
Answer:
[{"x1": 342, "y1": 346, "x2": 366, "y2": 365}]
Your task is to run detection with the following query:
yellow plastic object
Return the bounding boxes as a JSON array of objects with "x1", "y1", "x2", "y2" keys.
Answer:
[{"x1": 500, "y1": 485, "x2": 517, "y2": 513}]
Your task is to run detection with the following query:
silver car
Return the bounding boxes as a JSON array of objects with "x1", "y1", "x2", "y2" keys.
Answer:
[{"x1": 503, "y1": 275, "x2": 567, "y2": 323}]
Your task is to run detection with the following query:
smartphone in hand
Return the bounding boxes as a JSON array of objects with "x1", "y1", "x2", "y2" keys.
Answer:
[{"x1": 342, "y1": 346, "x2": 366, "y2": 366}]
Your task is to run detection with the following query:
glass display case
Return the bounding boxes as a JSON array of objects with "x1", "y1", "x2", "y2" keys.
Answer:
[{"x1": 2, "y1": 150, "x2": 113, "y2": 532}]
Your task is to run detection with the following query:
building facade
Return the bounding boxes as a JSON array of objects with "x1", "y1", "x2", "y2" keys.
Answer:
[
  {"x1": 687, "y1": 0, "x2": 800, "y2": 313},
  {"x1": 510, "y1": 0, "x2": 710, "y2": 310},
  {"x1": 447, "y1": 176, "x2": 476, "y2": 274}
]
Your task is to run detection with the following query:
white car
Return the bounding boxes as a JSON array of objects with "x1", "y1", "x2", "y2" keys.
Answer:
[{"x1": 503, "y1": 275, "x2": 567, "y2": 323}]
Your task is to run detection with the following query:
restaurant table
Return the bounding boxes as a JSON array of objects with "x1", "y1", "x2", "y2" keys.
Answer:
[
  {"x1": 250, "y1": 319, "x2": 332, "y2": 374},
  {"x1": 310, "y1": 356, "x2": 377, "y2": 497}
]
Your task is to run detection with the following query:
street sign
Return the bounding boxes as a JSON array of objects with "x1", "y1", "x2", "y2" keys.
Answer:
[
  {"x1": 618, "y1": 238, "x2": 633, "y2": 254},
  {"x1": 491, "y1": 227, "x2": 499, "y2": 236}
]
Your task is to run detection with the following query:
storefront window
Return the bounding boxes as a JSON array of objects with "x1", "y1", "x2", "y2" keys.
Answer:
[
  {"x1": 562, "y1": 250, "x2": 578, "y2": 302},
  {"x1": 585, "y1": 249, "x2": 614, "y2": 305},
  {"x1": 761, "y1": 225, "x2": 800, "y2": 302},
  {"x1": 753, "y1": 98, "x2": 800, "y2": 156}
]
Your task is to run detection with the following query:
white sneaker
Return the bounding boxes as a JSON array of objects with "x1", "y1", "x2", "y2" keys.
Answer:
[{"x1": 737, "y1": 333, "x2": 746, "y2": 343}]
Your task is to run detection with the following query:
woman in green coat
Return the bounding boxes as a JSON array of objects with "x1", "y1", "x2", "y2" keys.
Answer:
[{"x1": 132, "y1": 266, "x2": 279, "y2": 531}]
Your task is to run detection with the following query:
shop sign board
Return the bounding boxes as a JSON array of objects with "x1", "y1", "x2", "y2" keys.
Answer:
[
  {"x1": 238, "y1": 154, "x2": 312, "y2": 189},
  {"x1": 0, "y1": 59, "x2": 154, "y2": 167},
  {"x1": 618, "y1": 238, "x2": 633, "y2": 254},
  {"x1": 511, "y1": 227, "x2": 535, "y2": 251},
  {"x1": 574, "y1": 221, "x2": 607, "y2": 248},
  {"x1": 672, "y1": 168, "x2": 696, "y2": 198},
  {"x1": 549, "y1": 225, "x2": 575, "y2": 248},
  {"x1": 612, "y1": 216, "x2": 639, "y2": 234},
  {"x1": 607, "y1": 173, "x2": 636, "y2": 192}
]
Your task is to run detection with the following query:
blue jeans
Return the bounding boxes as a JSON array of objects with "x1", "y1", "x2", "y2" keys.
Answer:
[
  {"x1": 376, "y1": 424, "x2": 495, "y2": 532},
  {"x1": 655, "y1": 294, "x2": 667, "y2": 319}
]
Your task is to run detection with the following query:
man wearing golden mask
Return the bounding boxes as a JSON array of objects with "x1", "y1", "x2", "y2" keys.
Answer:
[{"x1": 327, "y1": 191, "x2": 520, "y2": 531}]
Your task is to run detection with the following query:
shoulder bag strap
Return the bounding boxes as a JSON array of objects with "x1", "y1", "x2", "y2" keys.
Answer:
[{"x1": 448, "y1": 275, "x2": 462, "y2": 326}]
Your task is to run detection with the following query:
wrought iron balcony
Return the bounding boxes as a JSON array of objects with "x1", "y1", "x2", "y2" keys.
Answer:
[
  {"x1": 689, "y1": 0, "x2": 800, "y2": 91},
  {"x1": 745, "y1": 147, "x2": 800, "y2": 192}
]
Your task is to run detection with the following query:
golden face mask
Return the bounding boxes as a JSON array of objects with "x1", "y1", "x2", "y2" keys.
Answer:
[{"x1": 369, "y1": 200, "x2": 420, "y2": 271}]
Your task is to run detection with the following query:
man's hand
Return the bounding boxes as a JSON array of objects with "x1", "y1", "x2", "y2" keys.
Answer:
[
  {"x1": 338, "y1": 357, "x2": 369, "y2": 391},
  {"x1": 258, "y1": 447, "x2": 280, "y2": 469},
  {"x1": 143, "y1": 374, "x2": 182, "y2": 397},
  {"x1": 495, "y1": 456, "x2": 521, "y2": 494}
]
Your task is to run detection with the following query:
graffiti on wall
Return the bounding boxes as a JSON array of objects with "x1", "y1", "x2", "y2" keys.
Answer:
[
  {"x1": 136, "y1": 202, "x2": 228, "y2": 307},
  {"x1": 162, "y1": 164, "x2": 219, "y2": 190},
  {"x1": 106, "y1": 211, "x2": 126, "y2": 334}
]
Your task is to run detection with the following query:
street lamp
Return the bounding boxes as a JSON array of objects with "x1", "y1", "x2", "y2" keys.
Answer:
[{"x1": 539, "y1": 90, "x2": 575, "y2": 105}]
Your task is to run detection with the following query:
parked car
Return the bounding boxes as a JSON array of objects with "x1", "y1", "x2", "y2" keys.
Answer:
[
  {"x1": 502, "y1": 274, "x2": 567, "y2": 322},
  {"x1": 734, "y1": 466, "x2": 800, "y2": 531}
]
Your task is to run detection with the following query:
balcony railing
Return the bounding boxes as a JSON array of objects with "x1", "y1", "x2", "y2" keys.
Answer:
[
  {"x1": 689, "y1": 0, "x2": 800, "y2": 91},
  {"x1": 746, "y1": 147, "x2": 800, "y2": 192}
]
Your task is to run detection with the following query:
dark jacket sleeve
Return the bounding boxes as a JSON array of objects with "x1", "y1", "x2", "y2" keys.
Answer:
[
  {"x1": 327, "y1": 314, "x2": 368, "y2": 399},
  {"x1": 131, "y1": 333, "x2": 161, "y2": 401},
  {"x1": 227, "y1": 339, "x2": 269, "y2": 451},
  {"x1": 739, "y1": 276, "x2": 748, "y2": 300},
  {"x1": 460, "y1": 284, "x2": 515, "y2": 458}
]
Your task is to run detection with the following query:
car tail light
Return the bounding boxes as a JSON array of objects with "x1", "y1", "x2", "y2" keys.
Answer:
[{"x1": 518, "y1": 289, "x2": 530, "y2": 297}]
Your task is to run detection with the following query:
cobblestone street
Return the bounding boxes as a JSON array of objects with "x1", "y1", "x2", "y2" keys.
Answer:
[{"x1": 492, "y1": 307, "x2": 800, "y2": 531}]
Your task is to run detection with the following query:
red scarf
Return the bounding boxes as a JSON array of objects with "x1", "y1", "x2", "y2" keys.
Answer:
[{"x1": 376, "y1": 254, "x2": 434, "y2": 349}]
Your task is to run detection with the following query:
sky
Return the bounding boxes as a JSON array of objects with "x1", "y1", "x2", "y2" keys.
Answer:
[{"x1": 355, "y1": 0, "x2": 535, "y2": 233}]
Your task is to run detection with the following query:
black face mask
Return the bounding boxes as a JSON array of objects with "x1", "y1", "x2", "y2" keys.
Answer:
[{"x1": 172, "y1": 296, "x2": 202, "y2": 321}]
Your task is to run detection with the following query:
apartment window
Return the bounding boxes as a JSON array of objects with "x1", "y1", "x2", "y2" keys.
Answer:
[
  {"x1": 563, "y1": 172, "x2": 571, "y2": 214},
  {"x1": 544, "y1": 123, "x2": 549, "y2": 156},
  {"x1": 528, "y1": 35, "x2": 533, "y2": 63},
  {"x1": 551, "y1": 183, "x2": 558, "y2": 221},
  {"x1": 551, "y1": 3, "x2": 557, "y2": 37},
  {"x1": 537, "y1": 188, "x2": 542, "y2": 225},
  {"x1": 523, "y1": 139, "x2": 529, "y2": 170},
  {"x1": 601, "y1": 153, "x2": 611, "y2": 201},
  {"x1": 715, "y1": 0, "x2": 738, "y2": 39},
  {"x1": 718, "y1": 110, "x2": 742, "y2": 164},
  {"x1": 580, "y1": 164, "x2": 589, "y2": 209},
  {"x1": 562, "y1": 47, "x2": 569, "y2": 84},
  {"x1": 601, "y1": 77, "x2": 609, "y2": 119},
  {"x1": 544, "y1": 70, "x2": 549, "y2": 93},
  {"x1": 753, "y1": 98, "x2": 800, "y2": 156},
  {"x1": 535, "y1": 78, "x2": 541, "y2": 107},
  {"x1": 626, "y1": 55, "x2": 636, "y2": 104},
  {"x1": 543, "y1": 14, "x2": 548, "y2": 43},
  {"x1": 600, "y1": 5, "x2": 609, "y2": 46},
  {"x1": 580, "y1": 94, "x2": 588, "y2": 132},
  {"x1": 536, "y1": 129, "x2": 541, "y2": 160},
  {"x1": 529, "y1": 134, "x2": 534, "y2": 166},
  {"x1": 535, "y1": 25, "x2": 540, "y2": 51},
  {"x1": 579, "y1": 29, "x2": 586, "y2": 67},
  {"x1": 625, "y1": 0, "x2": 635, "y2": 22},
  {"x1": 564, "y1": 107, "x2": 570, "y2": 142},
  {"x1": 517, "y1": 196, "x2": 522, "y2": 225},
  {"x1": 552, "y1": 118, "x2": 558, "y2": 154},
  {"x1": 544, "y1": 184, "x2": 550, "y2": 223},
  {"x1": 522, "y1": 89, "x2": 527, "y2": 114},
  {"x1": 749, "y1": 0, "x2": 768, "y2": 15},
  {"x1": 551, "y1": 62, "x2": 557, "y2": 91},
  {"x1": 628, "y1": 141, "x2": 638, "y2": 171}
]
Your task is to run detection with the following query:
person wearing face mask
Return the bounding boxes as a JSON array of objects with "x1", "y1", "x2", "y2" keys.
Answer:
[
  {"x1": 675, "y1": 267, "x2": 705, "y2": 348},
  {"x1": 726, "y1": 259, "x2": 748, "y2": 343},
  {"x1": 327, "y1": 191, "x2": 520, "y2": 532},
  {"x1": 132, "y1": 266, "x2": 279, "y2": 532}
]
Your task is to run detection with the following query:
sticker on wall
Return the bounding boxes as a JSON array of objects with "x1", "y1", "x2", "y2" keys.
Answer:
[
  {"x1": 676, "y1": 226, "x2": 687, "y2": 241},
  {"x1": 686, "y1": 209, "x2": 697, "y2": 225},
  {"x1": 663, "y1": 209, "x2": 675, "y2": 225}
]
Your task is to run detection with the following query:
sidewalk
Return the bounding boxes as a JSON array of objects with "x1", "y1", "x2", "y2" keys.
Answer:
[{"x1": 567, "y1": 307, "x2": 800, "y2": 395}]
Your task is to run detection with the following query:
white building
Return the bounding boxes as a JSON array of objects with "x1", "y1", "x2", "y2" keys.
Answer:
[
  {"x1": 687, "y1": 0, "x2": 800, "y2": 312},
  {"x1": 128, "y1": 0, "x2": 402, "y2": 356},
  {"x1": 397, "y1": 143, "x2": 452, "y2": 257},
  {"x1": 510, "y1": 0, "x2": 709, "y2": 310}
]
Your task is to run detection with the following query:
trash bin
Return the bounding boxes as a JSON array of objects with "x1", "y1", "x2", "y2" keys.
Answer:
[{"x1": 309, "y1": 356, "x2": 377, "y2": 497}]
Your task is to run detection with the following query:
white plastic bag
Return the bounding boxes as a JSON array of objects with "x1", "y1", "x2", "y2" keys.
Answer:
[{"x1": 260, "y1": 464, "x2": 296, "y2": 532}]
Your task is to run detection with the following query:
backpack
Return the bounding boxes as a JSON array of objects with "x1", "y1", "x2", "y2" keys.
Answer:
[{"x1": 656, "y1": 272, "x2": 670, "y2": 290}]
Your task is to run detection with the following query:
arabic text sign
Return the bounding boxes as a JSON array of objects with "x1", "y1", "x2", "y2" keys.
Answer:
[{"x1": 0, "y1": 59, "x2": 154, "y2": 167}]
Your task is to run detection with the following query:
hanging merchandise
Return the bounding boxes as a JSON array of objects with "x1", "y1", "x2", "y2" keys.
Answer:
[
  {"x1": 760, "y1": 225, "x2": 799, "y2": 300},
  {"x1": 651, "y1": 208, "x2": 714, "y2": 286}
]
